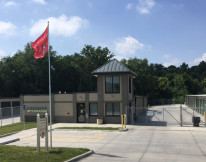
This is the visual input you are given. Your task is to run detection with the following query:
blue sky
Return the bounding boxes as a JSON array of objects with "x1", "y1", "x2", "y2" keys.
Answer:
[{"x1": 0, "y1": 0, "x2": 206, "y2": 67}]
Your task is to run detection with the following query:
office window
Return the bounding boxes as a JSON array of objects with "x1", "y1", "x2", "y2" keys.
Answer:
[
  {"x1": 105, "y1": 76, "x2": 120, "y2": 93},
  {"x1": 105, "y1": 76, "x2": 113, "y2": 93},
  {"x1": 89, "y1": 103, "x2": 98, "y2": 116},
  {"x1": 129, "y1": 77, "x2": 132, "y2": 93},
  {"x1": 106, "y1": 103, "x2": 120, "y2": 116}
]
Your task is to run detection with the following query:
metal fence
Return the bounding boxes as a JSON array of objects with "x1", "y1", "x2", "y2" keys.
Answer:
[
  {"x1": 183, "y1": 106, "x2": 206, "y2": 126},
  {"x1": 126, "y1": 107, "x2": 148, "y2": 124},
  {"x1": 126, "y1": 105, "x2": 206, "y2": 127},
  {"x1": 0, "y1": 106, "x2": 21, "y2": 126},
  {"x1": 148, "y1": 99, "x2": 185, "y2": 106}
]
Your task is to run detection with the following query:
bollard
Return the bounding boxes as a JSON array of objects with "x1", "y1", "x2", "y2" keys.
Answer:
[
  {"x1": 124, "y1": 114, "x2": 126, "y2": 129},
  {"x1": 121, "y1": 114, "x2": 123, "y2": 129},
  {"x1": 180, "y1": 105, "x2": 183, "y2": 127}
]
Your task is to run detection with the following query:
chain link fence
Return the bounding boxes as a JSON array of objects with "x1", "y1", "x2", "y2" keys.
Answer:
[
  {"x1": 0, "y1": 106, "x2": 21, "y2": 126},
  {"x1": 126, "y1": 105, "x2": 206, "y2": 127},
  {"x1": 148, "y1": 98, "x2": 185, "y2": 106}
]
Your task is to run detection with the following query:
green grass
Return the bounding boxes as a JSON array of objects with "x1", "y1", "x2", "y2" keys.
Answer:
[
  {"x1": 0, "y1": 145, "x2": 89, "y2": 162},
  {"x1": 0, "y1": 122, "x2": 37, "y2": 136},
  {"x1": 56, "y1": 127, "x2": 119, "y2": 130}
]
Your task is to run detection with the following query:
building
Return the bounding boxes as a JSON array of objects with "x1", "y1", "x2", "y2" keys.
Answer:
[{"x1": 20, "y1": 59, "x2": 147, "y2": 124}]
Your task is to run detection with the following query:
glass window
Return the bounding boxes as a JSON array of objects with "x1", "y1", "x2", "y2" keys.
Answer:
[
  {"x1": 89, "y1": 103, "x2": 98, "y2": 116},
  {"x1": 106, "y1": 102, "x2": 120, "y2": 116},
  {"x1": 113, "y1": 76, "x2": 120, "y2": 93},
  {"x1": 113, "y1": 103, "x2": 120, "y2": 115},
  {"x1": 106, "y1": 103, "x2": 113, "y2": 115},
  {"x1": 105, "y1": 76, "x2": 112, "y2": 93},
  {"x1": 129, "y1": 77, "x2": 132, "y2": 93},
  {"x1": 105, "y1": 76, "x2": 120, "y2": 93}
]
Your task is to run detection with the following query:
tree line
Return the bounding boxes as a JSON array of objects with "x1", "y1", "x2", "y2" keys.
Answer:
[{"x1": 0, "y1": 43, "x2": 206, "y2": 104}]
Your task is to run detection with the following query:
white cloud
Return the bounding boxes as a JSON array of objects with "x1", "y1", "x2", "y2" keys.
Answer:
[
  {"x1": 30, "y1": 15, "x2": 89, "y2": 37},
  {"x1": 126, "y1": 3, "x2": 133, "y2": 10},
  {"x1": 0, "y1": 49, "x2": 6, "y2": 59},
  {"x1": 4, "y1": 1, "x2": 17, "y2": 7},
  {"x1": 32, "y1": 0, "x2": 47, "y2": 5},
  {"x1": 163, "y1": 54, "x2": 170, "y2": 59},
  {"x1": 163, "y1": 56, "x2": 181, "y2": 67},
  {"x1": 194, "y1": 53, "x2": 206, "y2": 64},
  {"x1": 0, "y1": 21, "x2": 16, "y2": 36},
  {"x1": 136, "y1": 0, "x2": 156, "y2": 14},
  {"x1": 114, "y1": 55, "x2": 128, "y2": 61},
  {"x1": 115, "y1": 36, "x2": 144, "y2": 55}
]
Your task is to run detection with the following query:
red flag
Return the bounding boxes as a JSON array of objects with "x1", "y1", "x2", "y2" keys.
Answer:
[{"x1": 31, "y1": 26, "x2": 48, "y2": 59}]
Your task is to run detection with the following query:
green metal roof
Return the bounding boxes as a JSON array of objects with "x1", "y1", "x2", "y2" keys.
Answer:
[{"x1": 92, "y1": 59, "x2": 136, "y2": 76}]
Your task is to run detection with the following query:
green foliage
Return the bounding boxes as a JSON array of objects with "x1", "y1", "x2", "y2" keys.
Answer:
[
  {"x1": 0, "y1": 44, "x2": 113, "y2": 96},
  {"x1": 0, "y1": 43, "x2": 205, "y2": 102},
  {"x1": 0, "y1": 145, "x2": 89, "y2": 162},
  {"x1": 0, "y1": 122, "x2": 37, "y2": 135}
]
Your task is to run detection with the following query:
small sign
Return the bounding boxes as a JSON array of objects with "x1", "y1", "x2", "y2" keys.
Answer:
[
  {"x1": 37, "y1": 113, "x2": 48, "y2": 152},
  {"x1": 23, "y1": 105, "x2": 25, "y2": 111},
  {"x1": 40, "y1": 118, "x2": 47, "y2": 138},
  {"x1": 147, "y1": 110, "x2": 153, "y2": 116},
  {"x1": 157, "y1": 111, "x2": 162, "y2": 115},
  {"x1": 27, "y1": 106, "x2": 47, "y2": 113}
]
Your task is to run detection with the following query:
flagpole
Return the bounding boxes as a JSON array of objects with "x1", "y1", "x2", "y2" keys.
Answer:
[{"x1": 48, "y1": 21, "x2": 52, "y2": 150}]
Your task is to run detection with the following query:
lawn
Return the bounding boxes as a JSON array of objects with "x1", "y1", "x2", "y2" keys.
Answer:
[
  {"x1": 56, "y1": 127, "x2": 119, "y2": 130},
  {"x1": 0, "y1": 122, "x2": 37, "y2": 136},
  {"x1": 0, "y1": 145, "x2": 89, "y2": 162}
]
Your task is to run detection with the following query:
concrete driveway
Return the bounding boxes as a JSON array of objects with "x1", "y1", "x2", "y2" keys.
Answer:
[
  {"x1": 2, "y1": 105, "x2": 206, "y2": 161},
  {"x1": 6, "y1": 124, "x2": 206, "y2": 162}
]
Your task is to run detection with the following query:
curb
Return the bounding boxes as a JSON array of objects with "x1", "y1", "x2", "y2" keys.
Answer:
[
  {"x1": 0, "y1": 138, "x2": 20, "y2": 145},
  {"x1": 54, "y1": 129, "x2": 119, "y2": 132},
  {"x1": 65, "y1": 150, "x2": 94, "y2": 162},
  {"x1": 0, "y1": 132, "x2": 18, "y2": 138}
]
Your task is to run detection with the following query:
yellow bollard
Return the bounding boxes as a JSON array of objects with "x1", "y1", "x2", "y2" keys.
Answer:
[
  {"x1": 121, "y1": 115, "x2": 123, "y2": 129},
  {"x1": 124, "y1": 114, "x2": 126, "y2": 129}
]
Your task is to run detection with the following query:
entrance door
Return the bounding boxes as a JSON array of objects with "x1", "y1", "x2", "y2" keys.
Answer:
[{"x1": 77, "y1": 103, "x2": 85, "y2": 123}]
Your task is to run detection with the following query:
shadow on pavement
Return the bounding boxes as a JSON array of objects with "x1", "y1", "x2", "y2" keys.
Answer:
[{"x1": 94, "y1": 153, "x2": 124, "y2": 158}]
